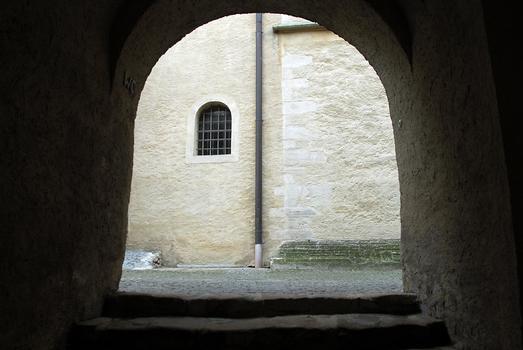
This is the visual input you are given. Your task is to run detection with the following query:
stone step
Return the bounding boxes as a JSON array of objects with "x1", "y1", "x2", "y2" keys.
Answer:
[
  {"x1": 103, "y1": 292, "x2": 421, "y2": 319},
  {"x1": 269, "y1": 258, "x2": 399, "y2": 270},
  {"x1": 275, "y1": 239, "x2": 400, "y2": 249},
  {"x1": 271, "y1": 239, "x2": 401, "y2": 269},
  {"x1": 278, "y1": 248, "x2": 399, "y2": 253},
  {"x1": 277, "y1": 253, "x2": 399, "y2": 259},
  {"x1": 407, "y1": 348, "x2": 456, "y2": 350},
  {"x1": 69, "y1": 313, "x2": 451, "y2": 350},
  {"x1": 277, "y1": 244, "x2": 398, "y2": 250},
  {"x1": 277, "y1": 250, "x2": 398, "y2": 256},
  {"x1": 273, "y1": 255, "x2": 399, "y2": 261}
]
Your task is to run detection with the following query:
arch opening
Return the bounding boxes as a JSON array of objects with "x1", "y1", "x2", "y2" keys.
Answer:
[{"x1": 123, "y1": 14, "x2": 402, "y2": 296}]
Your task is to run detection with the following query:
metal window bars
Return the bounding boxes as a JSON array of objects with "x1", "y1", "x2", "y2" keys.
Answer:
[{"x1": 197, "y1": 105, "x2": 232, "y2": 155}]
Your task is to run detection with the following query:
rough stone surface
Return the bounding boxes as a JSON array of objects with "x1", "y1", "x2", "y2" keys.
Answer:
[
  {"x1": 1, "y1": 3, "x2": 130, "y2": 350},
  {"x1": 271, "y1": 16, "x2": 399, "y2": 261},
  {"x1": 271, "y1": 239, "x2": 400, "y2": 269},
  {"x1": 128, "y1": 14, "x2": 400, "y2": 267},
  {"x1": 408, "y1": 348, "x2": 456, "y2": 350},
  {"x1": 103, "y1": 292, "x2": 420, "y2": 318},
  {"x1": 118, "y1": 268, "x2": 403, "y2": 298},
  {"x1": 70, "y1": 313, "x2": 450, "y2": 349},
  {"x1": 122, "y1": 250, "x2": 161, "y2": 270},
  {"x1": 77, "y1": 313, "x2": 442, "y2": 331},
  {"x1": 1, "y1": 1, "x2": 521, "y2": 350}
]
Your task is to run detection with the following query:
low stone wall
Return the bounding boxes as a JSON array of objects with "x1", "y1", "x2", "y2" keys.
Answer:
[{"x1": 270, "y1": 239, "x2": 400, "y2": 270}]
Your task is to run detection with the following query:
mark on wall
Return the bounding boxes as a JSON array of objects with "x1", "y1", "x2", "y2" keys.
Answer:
[{"x1": 123, "y1": 70, "x2": 136, "y2": 96}]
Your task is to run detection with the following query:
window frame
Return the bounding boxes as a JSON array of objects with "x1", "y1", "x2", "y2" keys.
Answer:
[
  {"x1": 196, "y1": 104, "x2": 232, "y2": 156},
  {"x1": 186, "y1": 95, "x2": 240, "y2": 164}
]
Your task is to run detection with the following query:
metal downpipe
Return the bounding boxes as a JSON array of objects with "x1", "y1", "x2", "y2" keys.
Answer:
[{"x1": 255, "y1": 13, "x2": 263, "y2": 268}]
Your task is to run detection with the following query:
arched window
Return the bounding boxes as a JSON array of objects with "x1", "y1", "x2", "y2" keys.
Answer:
[{"x1": 197, "y1": 104, "x2": 232, "y2": 155}]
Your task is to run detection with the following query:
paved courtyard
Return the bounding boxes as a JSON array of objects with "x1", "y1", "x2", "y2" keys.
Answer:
[{"x1": 119, "y1": 268, "x2": 403, "y2": 298}]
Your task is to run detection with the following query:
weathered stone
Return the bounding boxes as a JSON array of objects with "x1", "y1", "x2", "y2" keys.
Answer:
[
  {"x1": 70, "y1": 313, "x2": 450, "y2": 350},
  {"x1": 103, "y1": 292, "x2": 420, "y2": 318},
  {"x1": 118, "y1": 268, "x2": 403, "y2": 297},
  {"x1": 271, "y1": 239, "x2": 400, "y2": 269},
  {"x1": 122, "y1": 250, "x2": 161, "y2": 270}
]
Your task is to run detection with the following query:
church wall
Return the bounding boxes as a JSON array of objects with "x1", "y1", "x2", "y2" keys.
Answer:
[
  {"x1": 264, "y1": 16, "x2": 399, "y2": 259},
  {"x1": 128, "y1": 14, "x2": 263, "y2": 266}
]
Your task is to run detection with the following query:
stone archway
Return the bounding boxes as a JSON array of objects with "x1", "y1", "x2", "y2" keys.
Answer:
[
  {"x1": 108, "y1": 2, "x2": 520, "y2": 348},
  {"x1": 1, "y1": 2, "x2": 520, "y2": 349}
]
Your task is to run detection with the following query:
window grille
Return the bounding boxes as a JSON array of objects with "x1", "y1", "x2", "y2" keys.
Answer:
[{"x1": 197, "y1": 105, "x2": 232, "y2": 155}]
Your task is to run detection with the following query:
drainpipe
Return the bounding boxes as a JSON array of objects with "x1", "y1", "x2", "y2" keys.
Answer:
[{"x1": 255, "y1": 13, "x2": 263, "y2": 268}]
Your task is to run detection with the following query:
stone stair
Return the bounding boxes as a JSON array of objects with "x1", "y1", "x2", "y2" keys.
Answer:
[
  {"x1": 270, "y1": 239, "x2": 401, "y2": 269},
  {"x1": 68, "y1": 292, "x2": 452, "y2": 350}
]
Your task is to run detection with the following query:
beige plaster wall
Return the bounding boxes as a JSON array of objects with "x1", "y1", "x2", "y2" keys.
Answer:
[
  {"x1": 128, "y1": 14, "x2": 263, "y2": 266},
  {"x1": 128, "y1": 14, "x2": 399, "y2": 266}
]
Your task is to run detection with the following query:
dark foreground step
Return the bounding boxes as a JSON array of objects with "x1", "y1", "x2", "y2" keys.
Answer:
[
  {"x1": 103, "y1": 292, "x2": 420, "y2": 318},
  {"x1": 69, "y1": 313, "x2": 451, "y2": 350},
  {"x1": 407, "y1": 348, "x2": 455, "y2": 350}
]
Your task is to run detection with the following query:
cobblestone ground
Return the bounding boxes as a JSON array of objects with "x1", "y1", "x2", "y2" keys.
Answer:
[{"x1": 119, "y1": 268, "x2": 403, "y2": 298}]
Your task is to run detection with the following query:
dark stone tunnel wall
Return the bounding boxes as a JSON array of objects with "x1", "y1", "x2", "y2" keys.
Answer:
[
  {"x1": 0, "y1": 1, "x2": 521, "y2": 349},
  {"x1": 0, "y1": 2, "x2": 132, "y2": 349},
  {"x1": 482, "y1": 0, "x2": 523, "y2": 339},
  {"x1": 397, "y1": 2, "x2": 520, "y2": 347}
]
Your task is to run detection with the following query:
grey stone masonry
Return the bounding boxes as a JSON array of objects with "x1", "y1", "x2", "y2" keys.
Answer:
[{"x1": 270, "y1": 239, "x2": 400, "y2": 270}]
